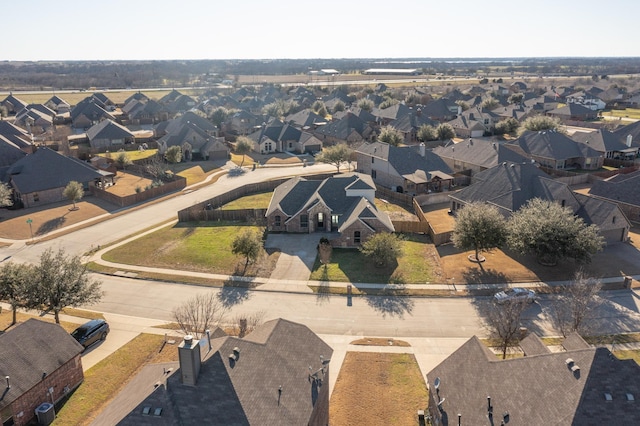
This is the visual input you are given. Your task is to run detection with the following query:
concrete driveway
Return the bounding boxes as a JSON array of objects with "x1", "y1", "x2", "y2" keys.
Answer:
[{"x1": 265, "y1": 233, "x2": 326, "y2": 281}]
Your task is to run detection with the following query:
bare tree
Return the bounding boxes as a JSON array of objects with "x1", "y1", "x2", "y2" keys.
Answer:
[
  {"x1": 481, "y1": 299, "x2": 529, "y2": 359},
  {"x1": 232, "y1": 310, "x2": 267, "y2": 338},
  {"x1": 144, "y1": 155, "x2": 170, "y2": 180},
  {"x1": 173, "y1": 292, "x2": 229, "y2": 338},
  {"x1": 550, "y1": 270, "x2": 603, "y2": 336},
  {"x1": 0, "y1": 182, "x2": 13, "y2": 207}
]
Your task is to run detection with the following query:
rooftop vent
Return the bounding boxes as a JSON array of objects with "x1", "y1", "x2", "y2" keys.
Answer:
[
  {"x1": 571, "y1": 365, "x2": 580, "y2": 373},
  {"x1": 565, "y1": 358, "x2": 574, "y2": 366},
  {"x1": 142, "y1": 406, "x2": 151, "y2": 416},
  {"x1": 153, "y1": 408, "x2": 163, "y2": 416},
  {"x1": 229, "y1": 353, "x2": 237, "y2": 361},
  {"x1": 627, "y1": 393, "x2": 635, "y2": 401},
  {"x1": 233, "y1": 347, "x2": 240, "y2": 354},
  {"x1": 604, "y1": 393, "x2": 613, "y2": 401}
]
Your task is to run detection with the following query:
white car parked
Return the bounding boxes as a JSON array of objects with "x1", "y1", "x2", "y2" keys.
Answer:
[{"x1": 494, "y1": 287, "x2": 537, "y2": 304}]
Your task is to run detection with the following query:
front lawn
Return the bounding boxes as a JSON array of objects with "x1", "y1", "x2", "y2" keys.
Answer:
[
  {"x1": 101, "y1": 222, "x2": 277, "y2": 277},
  {"x1": 309, "y1": 234, "x2": 435, "y2": 284},
  {"x1": 330, "y1": 352, "x2": 428, "y2": 425},
  {"x1": 221, "y1": 192, "x2": 273, "y2": 210}
]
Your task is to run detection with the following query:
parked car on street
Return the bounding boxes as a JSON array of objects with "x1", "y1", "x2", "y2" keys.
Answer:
[
  {"x1": 494, "y1": 287, "x2": 537, "y2": 304},
  {"x1": 71, "y1": 319, "x2": 109, "y2": 349}
]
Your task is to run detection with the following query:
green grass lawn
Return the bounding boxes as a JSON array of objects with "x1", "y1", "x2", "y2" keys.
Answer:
[
  {"x1": 221, "y1": 192, "x2": 273, "y2": 210},
  {"x1": 309, "y1": 234, "x2": 434, "y2": 284},
  {"x1": 101, "y1": 222, "x2": 276, "y2": 277}
]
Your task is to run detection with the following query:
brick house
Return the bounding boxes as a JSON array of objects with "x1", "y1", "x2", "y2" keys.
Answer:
[
  {"x1": 266, "y1": 173, "x2": 394, "y2": 247},
  {"x1": 0, "y1": 319, "x2": 84, "y2": 426}
]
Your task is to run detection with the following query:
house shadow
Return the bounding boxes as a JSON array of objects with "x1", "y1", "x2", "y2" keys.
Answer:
[
  {"x1": 35, "y1": 215, "x2": 67, "y2": 235},
  {"x1": 217, "y1": 279, "x2": 252, "y2": 307},
  {"x1": 599, "y1": 289, "x2": 640, "y2": 314},
  {"x1": 361, "y1": 284, "x2": 414, "y2": 319}
]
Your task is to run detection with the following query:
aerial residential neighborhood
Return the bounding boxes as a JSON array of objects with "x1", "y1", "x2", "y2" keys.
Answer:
[{"x1": 3, "y1": 2, "x2": 640, "y2": 423}]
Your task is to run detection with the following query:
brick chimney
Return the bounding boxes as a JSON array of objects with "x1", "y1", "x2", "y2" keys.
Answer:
[{"x1": 179, "y1": 335, "x2": 202, "y2": 386}]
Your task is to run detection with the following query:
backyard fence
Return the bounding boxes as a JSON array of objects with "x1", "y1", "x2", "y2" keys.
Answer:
[{"x1": 90, "y1": 176, "x2": 186, "y2": 207}]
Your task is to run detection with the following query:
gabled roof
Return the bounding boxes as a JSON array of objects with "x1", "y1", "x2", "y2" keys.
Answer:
[
  {"x1": 572, "y1": 129, "x2": 634, "y2": 153},
  {"x1": 0, "y1": 120, "x2": 32, "y2": 149},
  {"x1": 116, "y1": 319, "x2": 332, "y2": 426},
  {"x1": 0, "y1": 94, "x2": 27, "y2": 111},
  {"x1": 155, "y1": 111, "x2": 217, "y2": 136},
  {"x1": 420, "y1": 98, "x2": 457, "y2": 118},
  {"x1": 372, "y1": 103, "x2": 412, "y2": 121},
  {"x1": 7, "y1": 147, "x2": 109, "y2": 193},
  {"x1": 0, "y1": 136, "x2": 27, "y2": 167},
  {"x1": 427, "y1": 334, "x2": 640, "y2": 425},
  {"x1": 589, "y1": 170, "x2": 640, "y2": 207},
  {"x1": 0, "y1": 319, "x2": 83, "y2": 411},
  {"x1": 70, "y1": 98, "x2": 114, "y2": 122},
  {"x1": 613, "y1": 120, "x2": 640, "y2": 147},
  {"x1": 507, "y1": 130, "x2": 602, "y2": 161},
  {"x1": 547, "y1": 103, "x2": 596, "y2": 117},
  {"x1": 86, "y1": 119, "x2": 134, "y2": 141},
  {"x1": 389, "y1": 111, "x2": 438, "y2": 133},
  {"x1": 432, "y1": 138, "x2": 529, "y2": 170},
  {"x1": 159, "y1": 89, "x2": 184, "y2": 104},
  {"x1": 285, "y1": 109, "x2": 326, "y2": 128},
  {"x1": 356, "y1": 141, "x2": 453, "y2": 182},
  {"x1": 315, "y1": 112, "x2": 372, "y2": 141}
]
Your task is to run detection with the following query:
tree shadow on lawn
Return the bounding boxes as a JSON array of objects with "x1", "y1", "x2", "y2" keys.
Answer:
[
  {"x1": 469, "y1": 294, "x2": 549, "y2": 339},
  {"x1": 316, "y1": 266, "x2": 331, "y2": 306},
  {"x1": 35, "y1": 215, "x2": 67, "y2": 235}
]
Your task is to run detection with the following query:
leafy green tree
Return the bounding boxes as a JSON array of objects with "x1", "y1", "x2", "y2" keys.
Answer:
[
  {"x1": 357, "y1": 98, "x2": 374, "y2": 112},
  {"x1": 436, "y1": 123, "x2": 456, "y2": 140},
  {"x1": 379, "y1": 98, "x2": 399, "y2": 109},
  {"x1": 378, "y1": 126, "x2": 404, "y2": 146},
  {"x1": 29, "y1": 248, "x2": 103, "y2": 324},
  {"x1": 0, "y1": 182, "x2": 13, "y2": 207},
  {"x1": 455, "y1": 100, "x2": 470, "y2": 112},
  {"x1": 316, "y1": 144, "x2": 352, "y2": 172},
  {"x1": 452, "y1": 203, "x2": 507, "y2": 262},
  {"x1": 231, "y1": 229, "x2": 264, "y2": 274},
  {"x1": 417, "y1": 124, "x2": 437, "y2": 142},
  {"x1": 234, "y1": 136, "x2": 254, "y2": 167},
  {"x1": 209, "y1": 106, "x2": 230, "y2": 128},
  {"x1": 312, "y1": 100, "x2": 328, "y2": 117},
  {"x1": 115, "y1": 151, "x2": 132, "y2": 171},
  {"x1": 165, "y1": 145, "x2": 182, "y2": 163},
  {"x1": 0, "y1": 262, "x2": 35, "y2": 325},
  {"x1": 360, "y1": 233, "x2": 404, "y2": 268},
  {"x1": 481, "y1": 97, "x2": 499, "y2": 110},
  {"x1": 495, "y1": 118, "x2": 520, "y2": 135},
  {"x1": 518, "y1": 115, "x2": 566, "y2": 135},
  {"x1": 507, "y1": 198, "x2": 605, "y2": 266},
  {"x1": 332, "y1": 101, "x2": 346, "y2": 113},
  {"x1": 508, "y1": 93, "x2": 524, "y2": 104},
  {"x1": 63, "y1": 181, "x2": 84, "y2": 210}
]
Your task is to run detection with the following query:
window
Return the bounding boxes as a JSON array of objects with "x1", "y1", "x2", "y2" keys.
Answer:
[
  {"x1": 354, "y1": 231, "x2": 361, "y2": 243},
  {"x1": 275, "y1": 215, "x2": 281, "y2": 227},
  {"x1": 371, "y1": 170, "x2": 377, "y2": 179},
  {"x1": 561, "y1": 199, "x2": 566, "y2": 207},
  {"x1": 300, "y1": 214, "x2": 308, "y2": 228},
  {"x1": 612, "y1": 216, "x2": 616, "y2": 224},
  {"x1": 33, "y1": 192, "x2": 39, "y2": 202},
  {"x1": 371, "y1": 157, "x2": 375, "y2": 163},
  {"x1": 332, "y1": 215, "x2": 339, "y2": 226}
]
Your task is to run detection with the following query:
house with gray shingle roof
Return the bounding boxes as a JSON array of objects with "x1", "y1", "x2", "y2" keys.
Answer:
[
  {"x1": 613, "y1": 120, "x2": 640, "y2": 149},
  {"x1": 388, "y1": 109, "x2": 439, "y2": 143},
  {"x1": 589, "y1": 170, "x2": 640, "y2": 224},
  {"x1": 427, "y1": 333, "x2": 640, "y2": 425},
  {"x1": 432, "y1": 138, "x2": 529, "y2": 176},
  {"x1": 4, "y1": 147, "x2": 112, "y2": 208},
  {"x1": 547, "y1": 103, "x2": 598, "y2": 121},
  {"x1": 86, "y1": 119, "x2": 135, "y2": 149},
  {"x1": 0, "y1": 319, "x2": 84, "y2": 426},
  {"x1": 266, "y1": 173, "x2": 394, "y2": 247},
  {"x1": 505, "y1": 130, "x2": 604, "y2": 170},
  {"x1": 313, "y1": 112, "x2": 375, "y2": 145},
  {"x1": 45, "y1": 95, "x2": 71, "y2": 114},
  {"x1": 449, "y1": 162, "x2": 629, "y2": 243},
  {"x1": 285, "y1": 109, "x2": 327, "y2": 130},
  {"x1": 0, "y1": 94, "x2": 28, "y2": 115},
  {"x1": 249, "y1": 120, "x2": 322, "y2": 154},
  {"x1": 95, "y1": 319, "x2": 332, "y2": 426},
  {"x1": 70, "y1": 98, "x2": 115, "y2": 129},
  {"x1": 0, "y1": 120, "x2": 34, "y2": 151},
  {"x1": 572, "y1": 129, "x2": 638, "y2": 160},
  {"x1": 355, "y1": 141, "x2": 454, "y2": 195}
]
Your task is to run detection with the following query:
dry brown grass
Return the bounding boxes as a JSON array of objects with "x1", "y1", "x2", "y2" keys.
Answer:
[
  {"x1": 0, "y1": 198, "x2": 117, "y2": 240},
  {"x1": 106, "y1": 171, "x2": 154, "y2": 196},
  {"x1": 350, "y1": 337, "x2": 411, "y2": 347},
  {"x1": 330, "y1": 352, "x2": 428, "y2": 426},
  {"x1": 0, "y1": 310, "x2": 79, "y2": 333}
]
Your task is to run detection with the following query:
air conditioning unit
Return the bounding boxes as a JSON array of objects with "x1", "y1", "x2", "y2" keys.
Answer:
[{"x1": 35, "y1": 402, "x2": 55, "y2": 425}]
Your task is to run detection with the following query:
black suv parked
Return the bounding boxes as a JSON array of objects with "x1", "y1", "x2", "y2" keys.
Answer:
[{"x1": 71, "y1": 319, "x2": 109, "y2": 349}]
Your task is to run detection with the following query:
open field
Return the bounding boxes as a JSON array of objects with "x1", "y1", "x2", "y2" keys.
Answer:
[
  {"x1": 102, "y1": 221, "x2": 278, "y2": 277},
  {"x1": 601, "y1": 108, "x2": 640, "y2": 121},
  {"x1": 9, "y1": 89, "x2": 204, "y2": 106},
  {"x1": 329, "y1": 352, "x2": 428, "y2": 426}
]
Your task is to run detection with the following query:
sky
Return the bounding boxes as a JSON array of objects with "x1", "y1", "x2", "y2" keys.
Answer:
[{"x1": 2, "y1": 0, "x2": 639, "y2": 61}]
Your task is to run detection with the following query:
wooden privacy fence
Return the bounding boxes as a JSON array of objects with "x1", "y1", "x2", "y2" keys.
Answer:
[
  {"x1": 392, "y1": 221, "x2": 430, "y2": 234},
  {"x1": 90, "y1": 176, "x2": 186, "y2": 208},
  {"x1": 179, "y1": 208, "x2": 267, "y2": 224}
]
